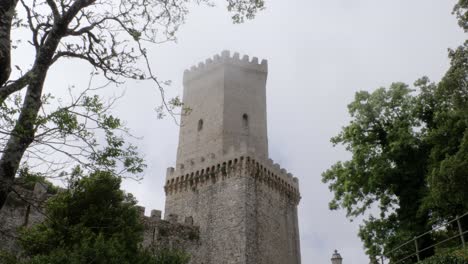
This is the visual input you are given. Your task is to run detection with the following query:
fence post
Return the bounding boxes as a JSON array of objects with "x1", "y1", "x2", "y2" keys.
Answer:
[
  {"x1": 457, "y1": 215, "x2": 466, "y2": 248},
  {"x1": 414, "y1": 237, "x2": 420, "y2": 262}
]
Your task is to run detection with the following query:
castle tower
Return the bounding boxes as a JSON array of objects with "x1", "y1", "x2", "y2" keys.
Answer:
[{"x1": 164, "y1": 51, "x2": 301, "y2": 264}]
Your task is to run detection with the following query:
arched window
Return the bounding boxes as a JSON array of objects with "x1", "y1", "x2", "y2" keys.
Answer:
[
  {"x1": 198, "y1": 119, "x2": 203, "y2": 131},
  {"x1": 242, "y1": 114, "x2": 249, "y2": 129}
]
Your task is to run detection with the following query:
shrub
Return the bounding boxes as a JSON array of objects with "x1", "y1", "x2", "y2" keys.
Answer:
[{"x1": 419, "y1": 248, "x2": 468, "y2": 264}]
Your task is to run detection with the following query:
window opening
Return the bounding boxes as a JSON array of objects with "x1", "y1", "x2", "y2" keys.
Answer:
[
  {"x1": 242, "y1": 114, "x2": 249, "y2": 129},
  {"x1": 198, "y1": 119, "x2": 203, "y2": 131}
]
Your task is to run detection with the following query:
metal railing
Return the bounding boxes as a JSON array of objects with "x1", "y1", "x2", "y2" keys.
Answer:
[{"x1": 380, "y1": 212, "x2": 468, "y2": 264}]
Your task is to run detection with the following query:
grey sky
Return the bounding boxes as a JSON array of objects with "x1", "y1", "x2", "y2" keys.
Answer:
[{"x1": 18, "y1": 0, "x2": 465, "y2": 263}]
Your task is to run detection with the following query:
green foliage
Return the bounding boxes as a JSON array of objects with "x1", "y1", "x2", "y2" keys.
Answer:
[
  {"x1": 453, "y1": 0, "x2": 468, "y2": 31},
  {"x1": 419, "y1": 254, "x2": 468, "y2": 264},
  {"x1": 0, "y1": 85, "x2": 146, "y2": 178},
  {"x1": 12, "y1": 170, "x2": 189, "y2": 264},
  {"x1": 14, "y1": 167, "x2": 58, "y2": 194},
  {"x1": 0, "y1": 250, "x2": 18, "y2": 264},
  {"x1": 420, "y1": 42, "x2": 468, "y2": 221},
  {"x1": 419, "y1": 248, "x2": 468, "y2": 264},
  {"x1": 452, "y1": 248, "x2": 468, "y2": 260},
  {"x1": 227, "y1": 0, "x2": 265, "y2": 23},
  {"x1": 322, "y1": 25, "x2": 468, "y2": 264}
]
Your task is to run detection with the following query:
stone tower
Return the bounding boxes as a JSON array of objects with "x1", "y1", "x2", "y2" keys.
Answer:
[{"x1": 164, "y1": 51, "x2": 301, "y2": 264}]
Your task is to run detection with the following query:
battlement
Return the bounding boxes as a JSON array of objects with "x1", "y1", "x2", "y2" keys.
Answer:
[
  {"x1": 135, "y1": 206, "x2": 196, "y2": 227},
  {"x1": 139, "y1": 208, "x2": 200, "y2": 253},
  {"x1": 183, "y1": 50, "x2": 268, "y2": 83},
  {"x1": 165, "y1": 148, "x2": 300, "y2": 204}
]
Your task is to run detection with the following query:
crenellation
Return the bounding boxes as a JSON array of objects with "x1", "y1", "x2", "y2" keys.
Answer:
[
  {"x1": 166, "y1": 51, "x2": 300, "y2": 264},
  {"x1": 183, "y1": 50, "x2": 268, "y2": 83},
  {"x1": 151, "y1": 209, "x2": 162, "y2": 220},
  {"x1": 166, "y1": 167, "x2": 175, "y2": 178},
  {"x1": 164, "y1": 152, "x2": 301, "y2": 204},
  {"x1": 221, "y1": 50, "x2": 230, "y2": 58},
  {"x1": 1, "y1": 50, "x2": 303, "y2": 264}
]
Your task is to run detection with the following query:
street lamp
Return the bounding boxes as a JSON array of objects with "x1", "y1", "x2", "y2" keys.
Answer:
[{"x1": 331, "y1": 249, "x2": 343, "y2": 264}]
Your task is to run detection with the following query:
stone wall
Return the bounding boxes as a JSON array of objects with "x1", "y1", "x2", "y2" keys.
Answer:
[
  {"x1": 177, "y1": 50, "x2": 269, "y2": 166},
  {"x1": 164, "y1": 151, "x2": 301, "y2": 264},
  {"x1": 244, "y1": 176, "x2": 301, "y2": 264},
  {"x1": 0, "y1": 182, "x2": 50, "y2": 254},
  {"x1": 0, "y1": 184, "x2": 200, "y2": 260},
  {"x1": 138, "y1": 207, "x2": 200, "y2": 255},
  {"x1": 168, "y1": 50, "x2": 302, "y2": 264}
]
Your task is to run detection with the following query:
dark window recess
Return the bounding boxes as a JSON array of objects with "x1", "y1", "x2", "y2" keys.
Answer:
[
  {"x1": 242, "y1": 114, "x2": 249, "y2": 129},
  {"x1": 198, "y1": 119, "x2": 203, "y2": 131}
]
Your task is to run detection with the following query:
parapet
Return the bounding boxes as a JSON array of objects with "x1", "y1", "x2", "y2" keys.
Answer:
[
  {"x1": 164, "y1": 146, "x2": 301, "y2": 204},
  {"x1": 137, "y1": 207, "x2": 196, "y2": 228},
  {"x1": 183, "y1": 50, "x2": 268, "y2": 83},
  {"x1": 140, "y1": 208, "x2": 200, "y2": 250}
]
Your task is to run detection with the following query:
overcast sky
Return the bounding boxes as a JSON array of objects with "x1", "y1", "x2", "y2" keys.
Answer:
[{"x1": 19, "y1": 0, "x2": 466, "y2": 263}]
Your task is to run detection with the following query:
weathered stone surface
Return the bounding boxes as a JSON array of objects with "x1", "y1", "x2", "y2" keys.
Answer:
[
  {"x1": 164, "y1": 51, "x2": 302, "y2": 264},
  {"x1": 141, "y1": 214, "x2": 200, "y2": 255},
  {"x1": 176, "y1": 50, "x2": 269, "y2": 168},
  {"x1": 165, "y1": 155, "x2": 301, "y2": 264},
  {"x1": 0, "y1": 185, "x2": 200, "y2": 258},
  {"x1": 0, "y1": 183, "x2": 50, "y2": 254},
  {"x1": 0, "y1": 51, "x2": 302, "y2": 264}
]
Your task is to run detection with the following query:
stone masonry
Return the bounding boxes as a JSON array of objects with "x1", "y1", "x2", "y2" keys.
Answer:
[
  {"x1": 0, "y1": 183, "x2": 200, "y2": 257},
  {"x1": 0, "y1": 51, "x2": 302, "y2": 264},
  {"x1": 164, "y1": 50, "x2": 302, "y2": 264},
  {"x1": 0, "y1": 183, "x2": 50, "y2": 255}
]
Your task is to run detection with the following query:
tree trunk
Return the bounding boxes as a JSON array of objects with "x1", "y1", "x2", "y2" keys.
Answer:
[
  {"x1": 0, "y1": 74, "x2": 47, "y2": 208},
  {"x1": 0, "y1": 28, "x2": 64, "y2": 209},
  {"x1": 0, "y1": 0, "x2": 18, "y2": 87},
  {"x1": 0, "y1": 0, "x2": 98, "y2": 209}
]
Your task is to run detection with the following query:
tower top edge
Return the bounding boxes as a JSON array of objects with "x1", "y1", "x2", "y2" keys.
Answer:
[{"x1": 183, "y1": 50, "x2": 268, "y2": 82}]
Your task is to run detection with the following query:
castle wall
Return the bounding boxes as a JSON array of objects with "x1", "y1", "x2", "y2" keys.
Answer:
[
  {"x1": 165, "y1": 160, "x2": 250, "y2": 264},
  {"x1": 164, "y1": 153, "x2": 301, "y2": 264},
  {"x1": 0, "y1": 184, "x2": 200, "y2": 260},
  {"x1": 0, "y1": 183, "x2": 49, "y2": 254},
  {"x1": 165, "y1": 51, "x2": 302, "y2": 263},
  {"x1": 223, "y1": 63, "x2": 268, "y2": 158},
  {"x1": 177, "y1": 65, "x2": 225, "y2": 164},
  {"x1": 139, "y1": 208, "x2": 200, "y2": 257},
  {"x1": 245, "y1": 177, "x2": 301, "y2": 264},
  {"x1": 177, "y1": 51, "x2": 269, "y2": 167}
]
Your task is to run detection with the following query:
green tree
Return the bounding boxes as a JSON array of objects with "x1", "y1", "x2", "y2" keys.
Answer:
[
  {"x1": 0, "y1": 0, "x2": 265, "y2": 209},
  {"x1": 4, "y1": 169, "x2": 189, "y2": 264},
  {"x1": 322, "y1": 82, "x2": 435, "y2": 261},
  {"x1": 322, "y1": 2, "x2": 468, "y2": 262},
  {"x1": 419, "y1": 43, "x2": 468, "y2": 222}
]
